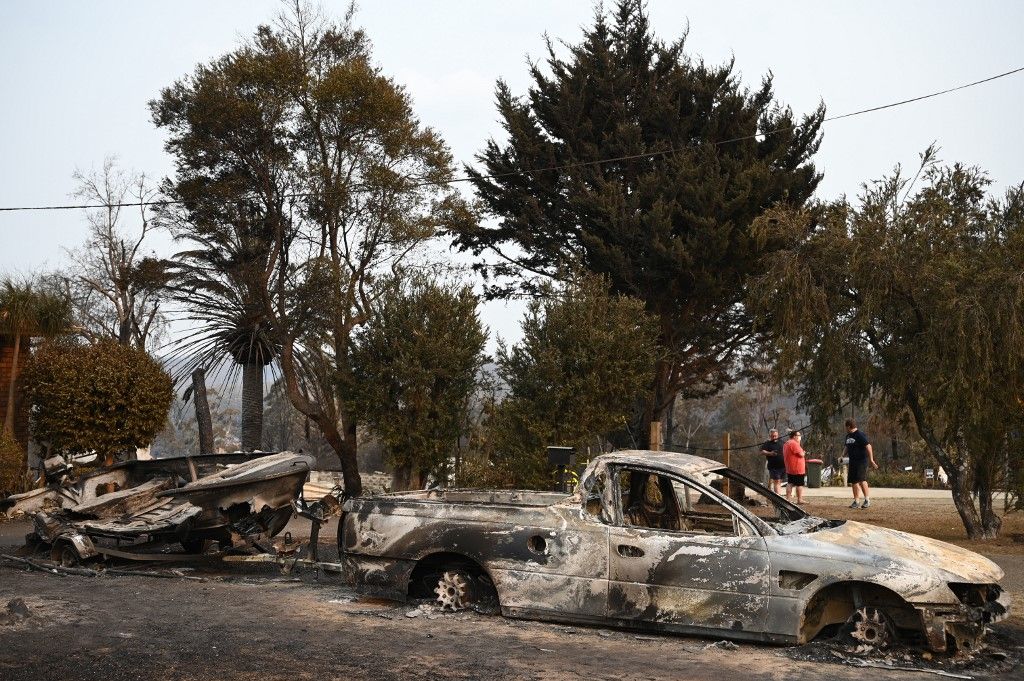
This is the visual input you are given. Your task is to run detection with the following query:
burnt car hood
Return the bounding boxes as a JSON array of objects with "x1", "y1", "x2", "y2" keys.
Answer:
[{"x1": 775, "y1": 519, "x2": 1004, "y2": 584}]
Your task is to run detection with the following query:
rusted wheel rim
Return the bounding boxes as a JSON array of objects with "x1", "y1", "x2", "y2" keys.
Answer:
[
  {"x1": 848, "y1": 606, "x2": 893, "y2": 648},
  {"x1": 434, "y1": 571, "x2": 469, "y2": 611}
]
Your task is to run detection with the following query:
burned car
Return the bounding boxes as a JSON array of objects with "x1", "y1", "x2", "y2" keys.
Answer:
[{"x1": 340, "y1": 450, "x2": 1009, "y2": 652}]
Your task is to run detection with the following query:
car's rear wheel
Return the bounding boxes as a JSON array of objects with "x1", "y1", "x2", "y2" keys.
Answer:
[
  {"x1": 434, "y1": 570, "x2": 470, "y2": 611},
  {"x1": 432, "y1": 569, "x2": 499, "y2": 613}
]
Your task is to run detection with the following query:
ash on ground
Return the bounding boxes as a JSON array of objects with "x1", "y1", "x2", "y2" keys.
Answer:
[{"x1": 785, "y1": 629, "x2": 1022, "y2": 679}]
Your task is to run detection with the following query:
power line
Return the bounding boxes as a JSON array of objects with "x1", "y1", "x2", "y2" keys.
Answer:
[
  {"x1": 1, "y1": 64, "x2": 1021, "y2": 213},
  {"x1": 664, "y1": 420, "x2": 821, "y2": 453},
  {"x1": 416, "y1": 65, "x2": 1024, "y2": 190},
  {"x1": 660, "y1": 399, "x2": 856, "y2": 453}
]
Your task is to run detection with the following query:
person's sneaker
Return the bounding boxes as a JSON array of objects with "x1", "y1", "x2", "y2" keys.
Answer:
[
  {"x1": 849, "y1": 500, "x2": 860, "y2": 509},
  {"x1": 861, "y1": 498, "x2": 871, "y2": 509}
]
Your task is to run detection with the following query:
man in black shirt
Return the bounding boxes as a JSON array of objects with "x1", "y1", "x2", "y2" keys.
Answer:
[
  {"x1": 844, "y1": 418, "x2": 878, "y2": 508},
  {"x1": 760, "y1": 429, "x2": 785, "y2": 494}
]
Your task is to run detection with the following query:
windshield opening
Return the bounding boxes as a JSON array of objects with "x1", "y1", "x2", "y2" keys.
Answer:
[{"x1": 708, "y1": 467, "x2": 807, "y2": 528}]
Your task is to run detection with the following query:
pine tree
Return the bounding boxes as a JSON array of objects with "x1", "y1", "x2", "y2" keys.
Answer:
[{"x1": 458, "y1": 1, "x2": 824, "y2": 439}]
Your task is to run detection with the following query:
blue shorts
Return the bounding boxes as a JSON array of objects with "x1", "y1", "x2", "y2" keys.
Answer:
[{"x1": 768, "y1": 468, "x2": 786, "y2": 481}]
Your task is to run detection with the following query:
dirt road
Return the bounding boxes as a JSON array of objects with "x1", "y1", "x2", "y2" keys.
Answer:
[{"x1": 0, "y1": 565, "x2": 1018, "y2": 681}]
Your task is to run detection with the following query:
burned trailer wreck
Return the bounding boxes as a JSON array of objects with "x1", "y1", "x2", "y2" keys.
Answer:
[
  {"x1": 340, "y1": 450, "x2": 1009, "y2": 653},
  {"x1": 4, "y1": 451, "x2": 314, "y2": 563}
]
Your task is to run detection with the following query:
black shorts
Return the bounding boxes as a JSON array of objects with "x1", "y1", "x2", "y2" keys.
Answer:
[
  {"x1": 848, "y1": 459, "x2": 868, "y2": 484},
  {"x1": 787, "y1": 473, "x2": 806, "y2": 487},
  {"x1": 768, "y1": 467, "x2": 786, "y2": 481}
]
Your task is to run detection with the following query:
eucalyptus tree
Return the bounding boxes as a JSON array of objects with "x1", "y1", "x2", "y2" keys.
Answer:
[
  {"x1": 152, "y1": 3, "x2": 473, "y2": 493},
  {"x1": 748, "y1": 149, "x2": 1024, "y2": 538},
  {"x1": 457, "y1": 0, "x2": 823, "y2": 443}
]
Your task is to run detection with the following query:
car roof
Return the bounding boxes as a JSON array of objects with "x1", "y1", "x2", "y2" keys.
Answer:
[{"x1": 595, "y1": 449, "x2": 724, "y2": 477}]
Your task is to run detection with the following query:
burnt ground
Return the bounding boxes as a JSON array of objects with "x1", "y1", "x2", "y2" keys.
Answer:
[{"x1": 1, "y1": 496, "x2": 1023, "y2": 681}]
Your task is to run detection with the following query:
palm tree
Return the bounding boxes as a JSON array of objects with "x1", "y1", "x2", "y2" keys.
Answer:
[
  {"x1": 0, "y1": 277, "x2": 73, "y2": 435},
  {"x1": 163, "y1": 215, "x2": 278, "y2": 452},
  {"x1": 151, "y1": 44, "x2": 293, "y2": 454}
]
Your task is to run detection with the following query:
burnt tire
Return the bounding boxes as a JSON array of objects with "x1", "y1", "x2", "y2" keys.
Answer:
[
  {"x1": 179, "y1": 537, "x2": 207, "y2": 554},
  {"x1": 49, "y1": 540, "x2": 83, "y2": 568},
  {"x1": 59, "y1": 544, "x2": 80, "y2": 568}
]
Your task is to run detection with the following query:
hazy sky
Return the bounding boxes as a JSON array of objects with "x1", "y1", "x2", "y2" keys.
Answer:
[{"x1": 1, "y1": 1, "x2": 1022, "y2": 346}]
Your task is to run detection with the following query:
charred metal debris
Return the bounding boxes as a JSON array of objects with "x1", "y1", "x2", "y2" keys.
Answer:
[{"x1": 1, "y1": 451, "x2": 340, "y2": 570}]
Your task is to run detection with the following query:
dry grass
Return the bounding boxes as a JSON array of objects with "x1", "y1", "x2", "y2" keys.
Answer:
[{"x1": 801, "y1": 496, "x2": 1024, "y2": 555}]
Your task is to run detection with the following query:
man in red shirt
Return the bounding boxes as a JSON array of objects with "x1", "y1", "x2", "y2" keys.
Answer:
[{"x1": 783, "y1": 430, "x2": 808, "y2": 505}]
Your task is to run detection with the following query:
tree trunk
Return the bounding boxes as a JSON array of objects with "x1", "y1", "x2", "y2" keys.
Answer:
[
  {"x1": 117, "y1": 317, "x2": 132, "y2": 346},
  {"x1": 942, "y1": 459, "x2": 991, "y2": 539},
  {"x1": 339, "y1": 407, "x2": 361, "y2": 495},
  {"x1": 3, "y1": 333, "x2": 21, "y2": 435},
  {"x1": 191, "y1": 368, "x2": 215, "y2": 454},
  {"x1": 321, "y1": 419, "x2": 362, "y2": 497},
  {"x1": 976, "y1": 472, "x2": 1002, "y2": 538},
  {"x1": 640, "y1": 358, "x2": 674, "y2": 448},
  {"x1": 392, "y1": 464, "x2": 428, "y2": 491},
  {"x1": 392, "y1": 464, "x2": 413, "y2": 491},
  {"x1": 664, "y1": 393, "x2": 678, "y2": 449},
  {"x1": 274, "y1": 336, "x2": 362, "y2": 496},
  {"x1": 905, "y1": 386, "x2": 996, "y2": 539},
  {"x1": 240, "y1": 360, "x2": 264, "y2": 451}
]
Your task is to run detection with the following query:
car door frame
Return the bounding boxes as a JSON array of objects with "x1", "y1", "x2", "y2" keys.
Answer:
[
  {"x1": 492, "y1": 465, "x2": 613, "y2": 624},
  {"x1": 604, "y1": 464, "x2": 773, "y2": 637}
]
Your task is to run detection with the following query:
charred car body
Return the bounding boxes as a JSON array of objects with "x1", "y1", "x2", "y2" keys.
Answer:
[{"x1": 340, "y1": 450, "x2": 1009, "y2": 652}]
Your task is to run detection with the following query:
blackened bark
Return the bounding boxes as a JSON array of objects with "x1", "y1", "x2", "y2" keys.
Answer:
[{"x1": 191, "y1": 368, "x2": 215, "y2": 454}]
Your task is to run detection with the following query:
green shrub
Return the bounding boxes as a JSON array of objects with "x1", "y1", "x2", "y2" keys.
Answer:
[
  {"x1": 21, "y1": 340, "x2": 173, "y2": 462},
  {"x1": 866, "y1": 471, "x2": 929, "y2": 489},
  {"x1": 485, "y1": 275, "x2": 659, "y2": 488}
]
